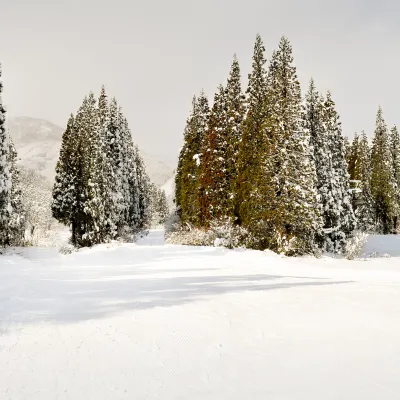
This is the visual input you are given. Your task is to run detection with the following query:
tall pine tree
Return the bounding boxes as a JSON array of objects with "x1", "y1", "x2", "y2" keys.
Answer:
[
  {"x1": 354, "y1": 131, "x2": 375, "y2": 231},
  {"x1": 179, "y1": 92, "x2": 210, "y2": 225},
  {"x1": 390, "y1": 126, "x2": 400, "y2": 231},
  {"x1": 199, "y1": 85, "x2": 228, "y2": 224},
  {"x1": 258, "y1": 37, "x2": 322, "y2": 254},
  {"x1": 237, "y1": 34, "x2": 268, "y2": 227},
  {"x1": 370, "y1": 107, "x2": 396, "y2": 233},
  {"x1": 0, "y1": 64, "x2": 11, "y2": 247},
  {"x1": 225, "y1": 55, "x2": 246, "y2": 220}
]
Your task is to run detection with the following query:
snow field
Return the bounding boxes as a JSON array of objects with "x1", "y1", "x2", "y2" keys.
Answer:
[{"x1": 1, "y1": 230, "x2": 400, "y2": 399}]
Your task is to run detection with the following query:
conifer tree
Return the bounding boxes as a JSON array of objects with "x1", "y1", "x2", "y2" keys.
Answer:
[
  {"x1": 225, "y1": 55, "x2": 245, "y2": 219},
  {"x1": 97, "y1": 86, "x2": 116, "y2": 240},
  {"x1": 179, "y1": 92, "x2": 210, "y2": 225},
  {"x1": 52, "y1": 114, "x2": 77, "y2": 227},
  {"x1": 237, "y1": 34, "x2": 268, "y2": 227},
  {"x1": 344, "y1": 136, "x2": 351, "y2": 168},
  {"x1": 0, "y1": 64, "x2": 11, "y2": 247},
  {"x1": 348, "y1": 134, "x2": 359, "y2": 180},
  {"x1": 371, "y1": 107, "x2": 396, "y2": 233},
  {"x1": 390, "y1": 126, "x2": 400, "y2": 231},
  {"x1": 199, "y1": 85, "x2": 228, "y2": 223},
  {"x1": 322, "y1": 92, "x2": 356, "y2": 251},
  {"x1": 258, "y1": 37, "x2": 321, "y2": 254},
  {"x1": 355, "y1": 131, "x2": 375, "y2": 231},
  {"x1": 6, "y1": 138, "x2": 25, "y2": 245}
]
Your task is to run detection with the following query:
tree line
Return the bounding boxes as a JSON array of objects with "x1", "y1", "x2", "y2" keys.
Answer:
[
  {"x1": 346, "y1": 114, "x2": 400, "y2": 234},
  {"x1": 174, "y1": 34, "x2": 395, "y2": 255}
]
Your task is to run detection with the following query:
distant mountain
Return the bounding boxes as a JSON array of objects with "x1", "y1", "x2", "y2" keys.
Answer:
[{"x1": 7, "y1": 116, "x2": 174, "y2": 186}]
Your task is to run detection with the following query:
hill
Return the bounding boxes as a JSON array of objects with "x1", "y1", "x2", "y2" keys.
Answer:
[{"x1": 7, "y1": 116, "x2": 174, "y2": 186}]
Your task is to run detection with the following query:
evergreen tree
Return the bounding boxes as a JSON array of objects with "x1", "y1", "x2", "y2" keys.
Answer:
[
  {"x1": 179, "y1": 92, "x2": 210, "y2": 225},
  {"x1": 257, "y1": 37, "x2": 322, "y2": 254},
  {"x1": 237, "y1": 34, "x2": 268, "y2": 227},
  {"x1": 199, "y1": 85, "x2": 228, "y2": 223},
  {"x1": 390, "y1": 126, "x2": 400, "y2": 231},
  {"x1": 0, "y1": 64, "x2": 11, "y2": 247},
  {"x1": 355, "y1": 132, "x2": 375, "y2": 231},
  {"x1": 348, "y1": 133, "x2": 359, "y2": 180},
  {"x1": 322, "y1": 92, "x2": 356, "y2": 251},
  {"x1": 304, "y1": 79, "x2": 325, "y2": 246},
  {"x1": 370, "y1": 107, "x2": 396, "y2": 233},
  {"x1": 52, "y1": 114, "x2": 77, "y2": 227},
  {"x1": 343, "y1": 136, "x2": 351, "y2": 168},
  {"x1": 225, "y1": 55, "x2": 245, "y2": 219},
  {"x1": 6, "y1": 138, "x2": 25, "y2": 245},
  {"x1": 98, "y1": 86, "x2": 116, "y2": 240},
  {"x1": 53, "y1": 90, "x2": 150, "y2": 246}
]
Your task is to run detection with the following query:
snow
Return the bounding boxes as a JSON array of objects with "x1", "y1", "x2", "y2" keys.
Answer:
[{"x1": 2, "y1": 229, "x2": 400, "y2": 399}]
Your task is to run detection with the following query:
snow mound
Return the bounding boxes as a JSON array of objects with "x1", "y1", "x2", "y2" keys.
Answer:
[{"x1": 363, "y1": 234, "x2": 400, "y2": 258}]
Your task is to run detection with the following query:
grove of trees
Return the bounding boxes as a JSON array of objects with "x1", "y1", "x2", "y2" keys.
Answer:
[{"x1": 174, "y1": 35, "x2": 398, "y2": 255}]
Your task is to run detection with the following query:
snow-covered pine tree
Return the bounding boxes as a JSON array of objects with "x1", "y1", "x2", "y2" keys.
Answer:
[
  {"x1": 370, "y1": 107, "x2": 396, "y2": 233},
  {"x1": 156, "y1": 188, "x2": 169, "y2": 225},
  {"x1": 304, "y1": 79, "x2": 326, "y2": 247},
  {"x1": 6, "y1": 138, "x2": 25, "y2": 245},
  {"x1": 0, "y1": 64, "x2": 11, "y2": 247},
  {"x1": 80, "y1": 92, "x2": 106, "y2": 245},
  {"x1": 390, "y1": 126, "x2": 400, "y2": 231},
  {"x1": 199, "y1": 84, "x2": 229, "y2": 224},
  {"x1": 180, "y1": 92, "x2": 210, "y2": 225},
  {"x1": 343, "y1": 136, "x2": 351, "y2": 167},
  {"x1": 132, "y1": 143, "x2": 151, "y2": 230},
  {"x1": 348, "y1": 133, "x2": 359, "y2": 180},
  {"x1": 355, "y1": 131, "x2": 375, "y2": 232},
  {"x1": 258, "y1": 37, "x2": 322, "y2": 255},
  {"x1": 236, "y1": 34, "x2": 268, "y2": 227},
  {"x1": 52, "y1": 114, "x2": 77, "y2": 229},
  {"x1": 322, "y1": 92, "x2": 356, "y2": 251},
  {"x1": 97, "y1": 86, "x2": 117, "y2": 240},
  {"x1": 225, "y1": 55, "x2": 245, "y2": 220}
]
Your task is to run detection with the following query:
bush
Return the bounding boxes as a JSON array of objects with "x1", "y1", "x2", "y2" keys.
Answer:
[
  {"x1": 345, "y1": 230, "x2": 368, "y2": 260},
  {"x1": 166, "y1": 216, "x2": 250, "y2": 249}
]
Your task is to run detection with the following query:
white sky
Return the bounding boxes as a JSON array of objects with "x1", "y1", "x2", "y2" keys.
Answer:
[{"x1": 0, "y1": 0, "x2": 399, "y2": 166}]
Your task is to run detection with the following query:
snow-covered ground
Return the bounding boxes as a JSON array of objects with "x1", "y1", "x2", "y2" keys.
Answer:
[{"x1": 1, "y1": 230, "x2": 400, "y2": 399}]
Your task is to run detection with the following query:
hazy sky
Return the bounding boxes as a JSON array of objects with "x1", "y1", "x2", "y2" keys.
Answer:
[{"x1": 1, "y1": 0, "x2": 399, "y2": 166}]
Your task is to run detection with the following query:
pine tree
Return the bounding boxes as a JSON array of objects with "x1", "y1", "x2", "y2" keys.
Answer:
[
  {"x1": 199, "y1": 85, "x2": 228, "y2": 223},
  {"x1": 371, "y1": 107, "x2": 396, "y2": 233},
  {"x1": 322, "y1": 92, "x2": 356, "y2": 251},
  {"x1": 52, "y1": 114, "x2": 77, "y2": 227},
  {"x1": 0, "y1": 64, "x2": 11, "y2": 247},
  {"x1": 355, "y1": 131, "x2": 375, "y2": 231},
  {"x1": 348, "y1": 134, "x2": 359, "y2": 180},
  {"x1": 6, "y1": 138, "x2": 25, "y2": 245},
  {"x1": 304, "y1": 79, "x2": 325, "y2": 243},
  {"x1": 257, "y1": 37, "x2": 322, "y2": 254},
  {"x1": 344, "y1": 136, "x2": 351, "y2": 168},
  {"x1": 156, "y1": 188, "x2": 169, "y2": 225},
  {"x1": 237, "y1": 34, "x2": 268, "y2": 227},
  {"x1": 179, "y1": 92, "x2": 210, "y2": 225},
  {"x1": 97, "y1": 86, "x2": 116, "y2": 240},
  {"x1": 225, "y1": 55, "x2": 245, "y2": 219},
  {"x1": 390, "y1": 126, "x2": 400, "y2": 231}
]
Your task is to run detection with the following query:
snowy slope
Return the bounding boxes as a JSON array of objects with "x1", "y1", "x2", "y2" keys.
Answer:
[
  {"x1": 1, "y1": 230, "x2": 400, "y2": 399},
  {"x1": 7, "y1": 116, "x2": 174, "y2": 186}
]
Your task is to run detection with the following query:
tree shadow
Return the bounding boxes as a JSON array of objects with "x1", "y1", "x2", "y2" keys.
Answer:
[{"x1": 1, "y1": 260, "x2": 353, "y2": 328}]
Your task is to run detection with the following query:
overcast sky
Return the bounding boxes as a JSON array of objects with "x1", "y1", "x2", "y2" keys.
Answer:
[{"x1": 0, "y1": 0, "x2": 399, "y2": 166}]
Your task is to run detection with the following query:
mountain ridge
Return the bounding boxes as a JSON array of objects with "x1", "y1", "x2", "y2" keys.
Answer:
[{"x1": 7, "y1": 116, "x2": 174, "y2": 187}]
